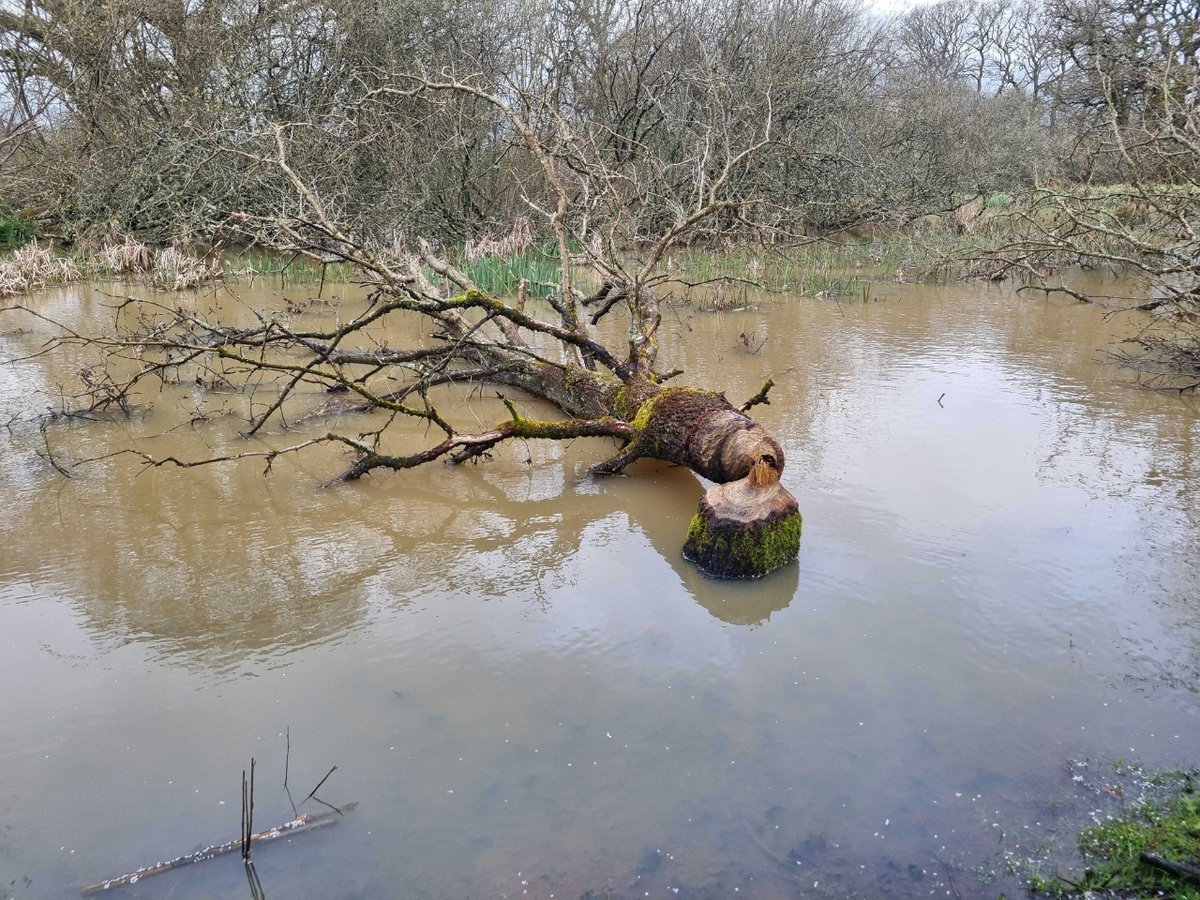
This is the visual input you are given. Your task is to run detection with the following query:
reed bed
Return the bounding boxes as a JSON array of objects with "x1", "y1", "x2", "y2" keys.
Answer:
[
  {"x1": 0, "y1": 229, "x2": 385, "y2": 298},
  {"x1": 451, "y1": 217, "x2": 560, "y2": 299},
  {"x1": 230, "y1": 250, "x2": 357, "y2": 285},
  {"x1": 464, "y1": 215, "x2": 534, "y2": 261},
  {"x1": 452, "y1": 247, "x2": 561, "y2": 299},
  {"x1": 661, "y1": 230, "x2": 965, "y2": 304},
  {"x1": 18, "y1": 195, "x2": 1159, "y2": 304},
  {"x1": 0, "y1": 242, "x2": 82, "y2": 297},
  {"x1": 0, "y1": 236, "x2": 560, "y2": 300},
  {"x1": 1, "y1": 237, "x2": 230, "y2": 297}
]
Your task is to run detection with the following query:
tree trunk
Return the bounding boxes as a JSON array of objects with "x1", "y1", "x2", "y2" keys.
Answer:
[
  {"x1": 683, "y1": 459, "x2": 801, "y2": 579},
  {"x1": 498, "y1": 365, "x2": 802, "y2": 579}
]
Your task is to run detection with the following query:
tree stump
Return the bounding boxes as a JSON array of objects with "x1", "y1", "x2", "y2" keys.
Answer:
[{"x1": 682, "y1": 458, "x2": 802, "y2": 579}]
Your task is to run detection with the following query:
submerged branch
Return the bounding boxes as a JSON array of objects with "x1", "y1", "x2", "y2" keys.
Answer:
[
  {"x1": 81, "y1": 804, "x2": 357, "y2": 895},
  {"x1": 75, "y1": 437, "x2": 339, "y2": 476},
  {"x1": 331, "y1": 412, "x2": 634, "y2": 481}
]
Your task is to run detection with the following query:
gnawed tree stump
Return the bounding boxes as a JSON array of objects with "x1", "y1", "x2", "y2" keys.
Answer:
[
  {"x1": 682, "y1": 458, "x2": 802, "y2": 579},
  {"x1": 585, "y1": 383, "x2": 801, "y2": 578}
]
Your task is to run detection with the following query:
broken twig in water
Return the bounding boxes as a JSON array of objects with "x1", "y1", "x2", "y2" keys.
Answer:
[
  {"x1": 242, "y1": 758, "x2": 256, "y2": 860},
  {"x1": 80, "y1": 803, "x2": 357, "y2": 895},
  {"x1": 307, "y1": 763, "x2": 340, "y2": 806}
]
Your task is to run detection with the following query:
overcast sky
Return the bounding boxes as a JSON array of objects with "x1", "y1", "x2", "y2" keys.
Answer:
[{"x1": 869, "y1": 0, "x2": 931, "y2": 14}]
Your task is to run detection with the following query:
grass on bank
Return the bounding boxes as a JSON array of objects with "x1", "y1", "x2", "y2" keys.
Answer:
[
  {"x1": 1030, "y1": 768, "x2": 1200, "y2": 899},
  {"x1": 7, "y1": 182, "x2": 1191, "y2": 302}
]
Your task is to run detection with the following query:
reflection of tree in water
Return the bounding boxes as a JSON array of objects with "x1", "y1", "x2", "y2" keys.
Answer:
[
  {"x1": 3, "y1": 435, "x2": 801, "y2": 668},
  {"x1": 1124, "y1": 408, "x2": 1200, "y2": 694},
  {"x1": 2, "y1": 284, "x2": 818, "y2": 666},
  {"x1": 667, "y1": 532, "x2": 799, "y2": 625},
  {"x1": 401, "y1": 457, "x2": 799, "y2": 626},
  {"x1": 1024, "y1": 317, "x2": 1200, "y2": 692},
  {"x1": 1, "y1": 471, "x2": 380, "y2": 668}
]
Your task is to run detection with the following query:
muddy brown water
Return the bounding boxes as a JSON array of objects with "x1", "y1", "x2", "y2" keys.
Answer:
[{"x1": 1, "y1": 278, "x2": 1199, "y2": 899}]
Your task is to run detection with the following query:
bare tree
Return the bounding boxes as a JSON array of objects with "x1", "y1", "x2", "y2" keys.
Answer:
[
  {"x1": 3, "y1": 0, "x2": 992, "y2": 244},
  {"x1": 973, "y1": 24, "x2": 1198, "y2": 386},
  {"x1": 897, "y1": 0, "x2": 977, "y2": 84}
]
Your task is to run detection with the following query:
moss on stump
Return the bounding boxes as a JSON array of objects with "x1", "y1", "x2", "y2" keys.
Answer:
[{"x1": 682, "y1": 459, "x2": 802, "y2": 579}]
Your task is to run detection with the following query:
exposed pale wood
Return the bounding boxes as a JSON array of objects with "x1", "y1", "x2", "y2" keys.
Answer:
[{"x1": 683, "y1": 459, "x2": 802, "y2": 579}]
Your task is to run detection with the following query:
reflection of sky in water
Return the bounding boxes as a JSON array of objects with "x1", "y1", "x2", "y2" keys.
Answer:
[
  {"x1": 2, "y1": 283, "x2": 1200, "y2": 898},
  {"x1": 0, "y1": 331, "x2": 55, "y2": 488},
  {"x1": 787, "y1": 304, "x2": 1199, "y2": 691}
]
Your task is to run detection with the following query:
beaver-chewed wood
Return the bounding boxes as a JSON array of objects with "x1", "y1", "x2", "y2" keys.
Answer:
[
  {"x1": 580, "y1": 382, "x2": 800, "y2": 578},
  {"x1": 37, "y1": 87, "x2": 807, "y2": 581},
  {"x1": 591, "y1": 385, "x2": 785, "y2": 483},
  {"x1": 682, "y1": 458, "x2": 802, "y2": 579}
]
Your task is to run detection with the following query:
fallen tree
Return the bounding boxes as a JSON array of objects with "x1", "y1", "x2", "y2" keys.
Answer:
[{"x1": 11, "y1": 67, "x2": 803, "y2": 578}]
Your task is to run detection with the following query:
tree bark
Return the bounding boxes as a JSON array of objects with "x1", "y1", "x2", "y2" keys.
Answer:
[
  {"x1": 382, "y1": 355, "x2": 802, "y2": 578},
  {"x1": 683, "y1": 459, "x2": 802, "y2": 579}
]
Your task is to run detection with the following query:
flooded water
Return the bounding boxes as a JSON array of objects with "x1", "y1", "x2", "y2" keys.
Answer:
[{"x1": 2, "y1": 278, "x2": 1199, "y2": 899}]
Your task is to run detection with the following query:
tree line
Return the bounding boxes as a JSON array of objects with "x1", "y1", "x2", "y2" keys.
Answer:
[{"x1": 0, "y1": 0, "x2": 1196, "y2": 247}]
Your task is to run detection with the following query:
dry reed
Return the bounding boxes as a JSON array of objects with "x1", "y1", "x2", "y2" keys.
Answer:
[
  {"x1": 0, "y1": 242, "x2": 82, "y2": 297},
  {"x1": 464, "y1": 216, "x2": 533, "y2": 261}
]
